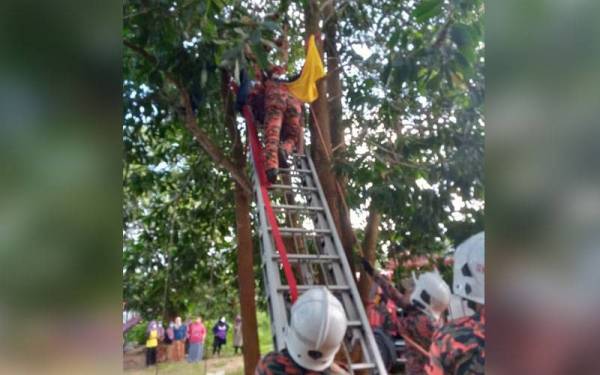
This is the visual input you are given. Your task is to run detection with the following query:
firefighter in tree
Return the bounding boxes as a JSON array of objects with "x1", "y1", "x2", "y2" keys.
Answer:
[
  {"x1": 426, "y1": 232, "x2": 485, "y2": 375},
  {"x1": 362, "y1": 258, "x2": 451, "y2": 375},
  {"x1": 239, "y1": 23, "x2": 325, "y2": 183},
  {"x1": 244, "y1": 25, "x2": 303, "y2": 183}
]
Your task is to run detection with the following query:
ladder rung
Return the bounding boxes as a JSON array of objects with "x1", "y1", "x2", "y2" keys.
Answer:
[
  {"x1": 268, "y1": 184, "x2": 317, "y2": 192},
  {"x1": 277, "y1": 285, "x2": 350, "y2": 292},
  {"x1": 347, "y1": 320, "x2": 362, "y2": 327},
  {"x1": 269, "y1": 227, "x2": 331, "y2": 234},
  {"x1": 272, "y1": 254, "x2": 340, "y2": 261},
  {"x1": 272, "y1": 232, "x2": 331, "y2": 238},
  {"x1": 350, "y1": 363, "x2": 376, "y2": 371},
  {"x1": 278, "y1": 168, "x2": 311, "y2": 174},
  {"x1": 271, "y1": 204, "x2": 324, "y2": 212}
]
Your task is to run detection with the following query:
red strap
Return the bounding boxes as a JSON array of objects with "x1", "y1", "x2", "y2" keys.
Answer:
[{"x1": 242, "y1": 105, "x2": 299, "y2": 303}]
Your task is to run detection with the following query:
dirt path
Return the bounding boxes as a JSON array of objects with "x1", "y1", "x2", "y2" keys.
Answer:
[{"x1": 124, "y1": 347, "x2": 244, "y2": 375}]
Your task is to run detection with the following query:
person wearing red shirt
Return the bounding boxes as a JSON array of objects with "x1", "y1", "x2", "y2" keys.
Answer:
[{"x1": 187, "y1": 316, "x2": 206, "y2": 363}]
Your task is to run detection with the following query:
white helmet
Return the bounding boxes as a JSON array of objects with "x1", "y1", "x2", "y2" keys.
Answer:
[
  {"x1": 453, "y1": 232, "x2": 485, "y2": 305},
  {"x1": 410, "y1": 270, "x2": 451, "y2": 320},
  {"x1": 285, "y1": 287, "x2": 348, "y2": 371},
  {"x1": 448, "y1": 293, "x2": 475, "y2": 320}
]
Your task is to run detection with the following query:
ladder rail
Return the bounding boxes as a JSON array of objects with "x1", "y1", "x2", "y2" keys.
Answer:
[
  {"x1": 305, "y1": 156, "x2": 388, "y2": 374},
  {"x1": 251, "y1": 153, "x2": 289, "y2": 350},
  {"x1": 249, "y1": 147, "x2": 387, "y2": 373}
]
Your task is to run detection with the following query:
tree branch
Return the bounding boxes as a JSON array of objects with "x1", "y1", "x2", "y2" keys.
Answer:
[
  {"x1": 124, "y1": 40, "x2": 253, "y2": 195},
  {"x1": 124, "y1": 40, "x2": 157, "y2": 64},
  {"x1": 180, "y1": 86, "x2": 253, "y2": 195}
]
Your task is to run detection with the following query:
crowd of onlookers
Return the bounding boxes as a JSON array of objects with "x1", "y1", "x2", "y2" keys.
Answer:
[{"x1": 144, "y1": 314, "x2": 243, "y2": 367}]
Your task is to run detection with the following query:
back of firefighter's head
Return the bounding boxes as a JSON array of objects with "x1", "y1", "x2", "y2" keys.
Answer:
[
  {"x1": 410, "y1": 270, "x2": 451, "y2": 320},
  {"x1": 285, "y1": 287, "x2": 348, "y2": 371},
  {"x1": 453, "y1": 231, "x2": 485, "y2": 312}
]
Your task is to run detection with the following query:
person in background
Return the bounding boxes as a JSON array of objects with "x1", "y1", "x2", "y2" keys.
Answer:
[
  {"x1": 233, "y1": 315, "x2": 243, "y2": 355},
  {"x1": 145, "y1": 320, "x2": 160, "y2": 367},
  {"x1": 255, "y1": 287, "x2": 349, "y2": 375},
  {"x1": 212, "y1": 317, "x2": 229, "y2": 357},
  {"x1": 172, "y1": 316, "x2": 187, "y2": 361},
  {"x1": 187, "y1": 317, "x2": 206, "y2": 363},
  {"x1": 184, "y1": 318, "x2": 192, "y2": 357},
  {"x1": 164, "y1": 320, "x2": 175, "y2": 361}
]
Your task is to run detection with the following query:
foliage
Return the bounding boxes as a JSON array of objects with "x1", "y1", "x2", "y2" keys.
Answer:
[
  {"x1": 334, "y1": 0, "x2": 485, "y2": 257},
  {"x1": 122, "y1": 0, "x2": 484, "y2": 321},
  {"x1": 122, "y1": 0, "x2": 260, "y2": 320},
  {"x1": 126, "y1": 320, "x2": 149, "y2": 345}
]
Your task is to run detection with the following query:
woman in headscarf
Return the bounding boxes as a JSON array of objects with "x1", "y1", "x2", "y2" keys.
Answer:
[
  {"x1": 212, "y1": 317, "x2": 229, "y2": 357},
  {"x1": 233, "y1": 315, "x2": 243, "y2": 354},
  {"x1": 187, "y1": 316, "x2": 206, "y2": 363},
  {"x1": 145, "y1": 320, "x2": 160, "y2": 366},
  {"x1": 172, "y1": 316, "x2": 187, "y2": 361}
]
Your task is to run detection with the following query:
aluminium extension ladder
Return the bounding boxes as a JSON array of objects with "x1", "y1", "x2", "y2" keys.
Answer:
[{"x1": 250, "y1": 149, "x2": 387, "y2": 374}]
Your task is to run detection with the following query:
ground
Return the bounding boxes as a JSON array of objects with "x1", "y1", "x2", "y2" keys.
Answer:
[{"x1": 124, "y1": 346, "x2": 244, "y2": 375}]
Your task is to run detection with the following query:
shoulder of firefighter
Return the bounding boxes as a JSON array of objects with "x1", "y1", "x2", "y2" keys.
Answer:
[
  {"x1": 426, "y1": 310, "x2": 485, "y2": 375},
  {"x1": 398, "y1": 305, "x2": 439, "y2": 374},
  {"x1": 256, "y1": 349, "x2": 338, "y2": 375},
  {"x1": 399, "y1": 305, "x2": 438, "y2": 349}
]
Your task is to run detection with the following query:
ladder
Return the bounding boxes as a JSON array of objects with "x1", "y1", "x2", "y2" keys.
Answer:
[{"x1": 249, "y1": 148, "x2": 387, "y2": 374}]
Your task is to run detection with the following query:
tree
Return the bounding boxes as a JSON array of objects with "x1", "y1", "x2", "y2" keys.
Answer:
[
  {"x1": 123, "y1": 1, "x2": 279, "y2": 371},
  {"x1": 123, "y1": 1, "x2": 484, "y2": 372},
  {"x1": 331, "y1": 0, "x2": 484, "y2": 287}
]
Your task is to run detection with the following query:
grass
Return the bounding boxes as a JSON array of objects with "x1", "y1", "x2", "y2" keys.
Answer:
[
  {"x1": 202, "y1": 310, "x2": 273, "y2": 359},
  {"x1": 256, "y1": 310, "x2": 275, "y2": 355},
  {"x1": 126, "y1": 354, "x2": 246, "y2": 375}
]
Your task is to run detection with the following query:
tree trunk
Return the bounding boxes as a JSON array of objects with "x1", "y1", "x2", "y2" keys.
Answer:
[
  {"x1": 305, "y1": 0, "x2": 356, "y2": 272},
  {"x1": 323, "y1": 0, "x2": 358, "y2": 266},
  {"x1": 234, "y1": 185, "x2": 260, "y2": 374},
  {"x1": 357, "y1": 208, "x2": 381, "y2": 304},
  {"x1": 323, "y1": 0, "x2": 344, "y2": 153},
  {"x1": 222, "y1": 73, "x2": 260, "y2": 374}
]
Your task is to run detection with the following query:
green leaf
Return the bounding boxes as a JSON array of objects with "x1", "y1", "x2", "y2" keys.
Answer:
[
  {"x1": 381, "y1": 63, "x2": 392, "y2": 85},
  {"x1": 262, "y1": 20, "x2": 279, "y2": 31},
  {"x1": 455, "y1": 51, "x2": 471, "y2": 68},
  {"x1": 220, "y1": 45, "x2": 242, "y2": 65},
  {"x1": 427, "y1": 71, "x2": 442, "y2": 91},
  {"x1": 203, "y1": 21, "x2": 218, "y2": 39},
  {"x1": 387, "y1": 30, "x2": 401, "y2": 49},
  {"x1": 412, "y1": 0, "x2": 443, "y2": 23},
  {"x1": 250, "y1": 29, "x2": 262, "y2": 44},
  {"x1": 250, "y1": 42, "x2": 269, "y2": 69},
  {"x1": 450, "y1": 24, "x2": 473, "y2": 48}
]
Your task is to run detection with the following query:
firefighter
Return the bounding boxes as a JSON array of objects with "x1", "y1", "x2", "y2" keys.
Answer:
[
  {"x1": 426, "y1": 232, "x2": 485, "y2": 375},
  {"x1": 366, "y1": 286, "x2": 396, "y2": 335},
  {"x1": 255, "y1": 287, "x2": 349, "y2": 375},
  {"x1": 366, "y1": 285, "x2": 401, "y2": 371},
  {"x1": 362, "y1": 259, "x2": 451, "y2": 375},
  {"x1": 244, "y1": 29, "x2": 303, "y2": 183}
]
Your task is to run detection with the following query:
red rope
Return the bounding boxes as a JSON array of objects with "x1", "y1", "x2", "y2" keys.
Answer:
[{"x1": 242, "y1": 105, "x2": 299, "y2": 303}]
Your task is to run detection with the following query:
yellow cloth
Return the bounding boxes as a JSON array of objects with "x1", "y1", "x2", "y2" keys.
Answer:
[
  {"x1": 146, "y1": 329, "x2": 158, "y2": 348},
  {"x1": 286, "y1": 35, "x2": 326, "y2": 103}
]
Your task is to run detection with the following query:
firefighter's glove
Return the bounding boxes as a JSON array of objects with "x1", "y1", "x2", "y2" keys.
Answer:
[{"x1": 361, "y1": 257, "x2": 375, "y2": 276}]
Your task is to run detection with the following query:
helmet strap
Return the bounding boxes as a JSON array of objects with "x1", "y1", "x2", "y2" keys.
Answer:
[{"x1": 466, "y1": 299, "x2": 477, "y2": 311}]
